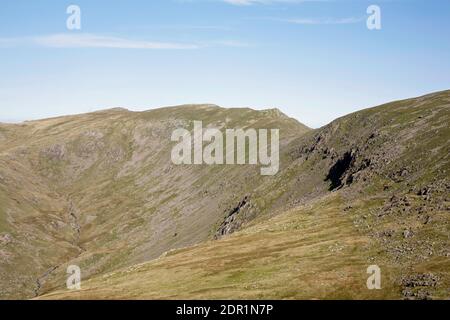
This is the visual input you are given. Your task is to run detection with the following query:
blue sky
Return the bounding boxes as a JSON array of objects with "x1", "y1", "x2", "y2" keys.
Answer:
[{"x1": 0, "y1": 0, "x2": 449, "y2": 127}]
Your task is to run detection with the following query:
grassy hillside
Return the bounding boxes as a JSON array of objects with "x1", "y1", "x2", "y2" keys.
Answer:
[
  {"x1": 0, "y1": 105, "x2": 308, "y2": 299},
  {"x1": 2, "y1": 90, "x2": 449, "y2": 300},
  {"x1": 38, "y1": 194, "x2": 402, "y2": 300}
]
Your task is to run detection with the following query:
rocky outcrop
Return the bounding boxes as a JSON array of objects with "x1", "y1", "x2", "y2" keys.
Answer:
[
  {"x1": 215, "y1": 196, "x2": 257, "y2": 239},
  {"x1": 401, "y1": 273, "x2": 440, "y2": 300}
]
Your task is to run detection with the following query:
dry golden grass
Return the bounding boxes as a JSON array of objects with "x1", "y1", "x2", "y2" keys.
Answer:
[{"x1": 39, "y1": 194, "x2": 402, "y2": 300}]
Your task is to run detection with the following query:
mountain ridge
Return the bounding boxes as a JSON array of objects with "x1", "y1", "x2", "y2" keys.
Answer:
[
  {"x1": 0, "y1": 103, "x2": 309, "y2": 299},
  {"x1": 1, "y1": 90, "x2": 449, "y2": 300}
]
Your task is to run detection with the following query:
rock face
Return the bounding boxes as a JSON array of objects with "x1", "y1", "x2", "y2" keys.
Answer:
[
  {"x1": 401, "y1": 273, "x2": 440, "y2": 300},
  {"x1": 1, "y1": 90, "x2": 450, "y2": 300},
  {"x1": 215, "y1": 196, "x2": 256, "y2": 239},
  {"x1": 325, "y1": 150, "x2": 357, "y2": 190}
]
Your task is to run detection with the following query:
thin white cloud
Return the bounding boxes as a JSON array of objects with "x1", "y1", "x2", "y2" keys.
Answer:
[
  {"x1": 0, "y1": 33, "x2": 251, "y2": 49},
  {"x1": 222, "y1": 0, "x2": 326, "y2": 5},
  {"x1": 282, "y1": 16, "x2": 365, "y2": 25},
  {"x1": 210, "y1": 40, "x2": 251, "y2": 47},
  {"x1": 0, "y1": 33, "x2": 199, "y2": 49},
  {"x1": 223, "y1": 0, "x2": 263, "y2": 4},
  {"x1": 34, "y1": 33, "x2": 199, "y2": 49},
  {"x1": 0, "y1": 38, "x2": 23, "y2": 47}
]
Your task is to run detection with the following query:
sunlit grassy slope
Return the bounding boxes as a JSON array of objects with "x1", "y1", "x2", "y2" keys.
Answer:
[
  {"x1": 2, "y1": 90, "x2": 449, "y2": 300},
  {"x1": 39, "y1": 192, "x2": 448, "y2": 300},
  {"x1": 0, "y1": 105, "x2": 308, "y2": 299},
  {"x1": 38, "y1": 194, "x2": 397, "y2": 299}
]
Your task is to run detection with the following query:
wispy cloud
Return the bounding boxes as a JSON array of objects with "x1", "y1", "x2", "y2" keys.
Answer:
[
  {"x1": 0, "y1": 38, "x2": 24, "y2": 47},
  {"x1": 221, "y1": 0, "x2": 326, "y2": 5},
  {"x1": 281, "y1": 16, "x2": 365, "y2": 25},
  {"x1": 223, "y1": 0, "x2": 264, "y2": 5},
  {"x1": 0, "y1": 33, "x2": 251, "y2": 49},
  {"x1": 35, "y1": 34, "x2": 200, "y2": 49},
  {"x1": 0, "y1": 33, "x2": 199, "y2": 49},
  {"x1": 209, "y1": 40, "x2": 251, "y2": 47}
]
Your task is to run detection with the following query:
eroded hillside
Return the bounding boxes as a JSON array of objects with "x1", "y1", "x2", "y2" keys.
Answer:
[
  {"x1": 0, "y1": 105, "x2": 308, "y2": 299},
  {"x1": 1, "y1": 91, "x2": 449, "y2": 300}
]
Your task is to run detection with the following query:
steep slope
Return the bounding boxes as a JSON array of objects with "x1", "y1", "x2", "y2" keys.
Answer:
[
  {"x1": 39, "y1": 90, "x2": 449, "y2": 300},
  {"x1": 0, "y1": 105, "x2": 309, "y2": 299}
]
